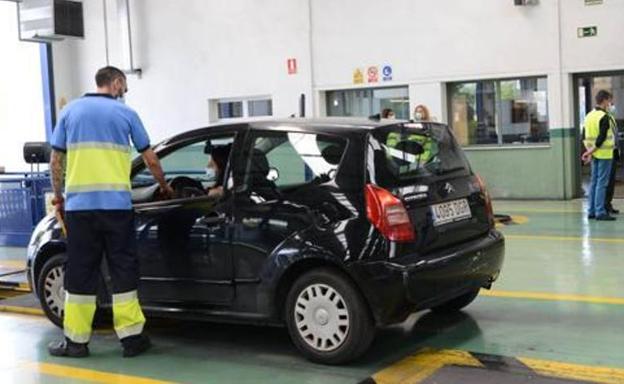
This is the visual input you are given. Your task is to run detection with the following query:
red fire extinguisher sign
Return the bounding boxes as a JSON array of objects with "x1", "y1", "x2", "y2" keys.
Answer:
[{"x1": 287, "y1": 58, "x2": 297, "y2": 75}]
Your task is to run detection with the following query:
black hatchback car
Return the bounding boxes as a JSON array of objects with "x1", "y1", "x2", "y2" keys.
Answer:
[{"x1": 27, "y1": 118, "x2": 504, "y2": 364}]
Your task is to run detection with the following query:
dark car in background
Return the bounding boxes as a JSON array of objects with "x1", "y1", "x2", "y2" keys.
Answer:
[{"x1": 27, "y1": 118, "x2": 504, "y2": 364}]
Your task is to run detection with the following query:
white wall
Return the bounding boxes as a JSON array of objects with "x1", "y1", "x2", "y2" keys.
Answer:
[
  {"x1": 311, "y1": 0, "x2": 623, "y2": 126},
  {"x1": 53, "y1": 0, "x2": 314, "y2": 144},
  {"x1": 48, "y1": 0, "x2": 624, "y2": 139},
  {"x1": 0, "y1": 2, "x2": 46, "y2": 172}
]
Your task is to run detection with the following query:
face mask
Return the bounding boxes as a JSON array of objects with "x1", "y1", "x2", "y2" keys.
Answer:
[
  {"x1": 415, "y1": 112, "x2": 423, "y2": 121},
  {"x1": 205, "y1": 167, "x2": 216, "y2": 180},
  {"x1": 608, "y1": 105, "x2": 617, "y2": 115}
]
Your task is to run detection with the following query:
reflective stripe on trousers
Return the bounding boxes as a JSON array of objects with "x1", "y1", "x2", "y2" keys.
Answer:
[
  {"x1": 63, "y1": 292, "x2": 97, "y2": 343},
  {"x1": 113, "y1": 290, "x2": 146, "y2": 339}
]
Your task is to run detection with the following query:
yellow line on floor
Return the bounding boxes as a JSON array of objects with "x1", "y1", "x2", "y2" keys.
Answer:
[
  {"x1": 505, "y1": 234, "x2": 624, "y2": 243},
  {"x1": 27, "y1": 362, "x2": 176, "y2": 384},
  {"x1": 519, "y1": 356, "x2": 624, "y2": 384},
  {"x1": 372, "y1": 348, "x2": 624, "y2": 384},
  {"x1": 0, "y1": 305, "x2": 44, "y2": 316},
  {"x1": 372, "y1": 348, "x2": 482, "y2": 384},
  {"x1": 0, "y1": 259, "x2": 26, "y2": 268},
  {"x1": 495, "y1": 208, "x2": 583, "y2": 214},
  {"x1": 481, "y1": 290, "x2": 624, "y2": 305}
]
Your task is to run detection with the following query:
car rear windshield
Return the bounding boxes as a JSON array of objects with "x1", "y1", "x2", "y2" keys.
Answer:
[{"x1": 369, "y1": 123, "x2": 471, "y2": 187}]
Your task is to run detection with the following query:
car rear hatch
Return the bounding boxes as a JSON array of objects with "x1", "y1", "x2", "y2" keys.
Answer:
[{"x1": 367, "y1": 122, "x2": 494, "y2": 257}]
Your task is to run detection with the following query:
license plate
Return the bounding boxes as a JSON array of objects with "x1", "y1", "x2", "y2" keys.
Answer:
[{"x1": 431, "y1": 199, "x2": 472, "y2": 226}]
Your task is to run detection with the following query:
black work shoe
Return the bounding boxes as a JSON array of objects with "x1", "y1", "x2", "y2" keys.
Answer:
[
  {"x1": 122, "y1": 334, "x2": 152, "y2": 358},
  {"x1": 596, "y1": 215, "x2": 616, "y2": 221},
  {"x1": 588, "y1": 214, "x2": 596, "y2": 219},
  {"x1": 48, "y1": 339, "x2": 89, "y2": 358},
  {"x1": 609, "y1": 208, "x2": 620, "y2": 215}
]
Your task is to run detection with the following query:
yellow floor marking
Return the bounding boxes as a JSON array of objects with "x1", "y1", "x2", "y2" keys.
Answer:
[
  {"x1": 519, "y1": 356, "x2": 624, "y2": 384},
  {"x1": 0, "y1": 290, "x2": 27, "y2": 299},
  {"x1": 481, "y1": 290, "x2": 624, "y2": 305},
  {"x1": 27, "y1": 362, "x2": 175, "y2": 384},
  {"x1": 372, "y1": 348, "x2": 482, "y2": 384},
  {"x1": 495, "y1": 208, "x2": 583, "y2": 214},
  {"x1": 0, "y1": 305, "x2": 44, "y2": 316},
  {"x1": 0, "y1": 259, "x2": 26, "y2": 268},
  {"x1": 372, "y1": 348, "x2": 624, "y2": 384},
  {"x1": 505, "y1": 234, "x2": 624, "y2": 244}
]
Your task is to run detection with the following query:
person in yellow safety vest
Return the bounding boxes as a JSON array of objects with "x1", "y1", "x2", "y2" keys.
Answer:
[
  {"x1": 386, "y1": 129, "x2": 436, "y2": 166},
  {"x1": 48, "y1": 66, "x2": 174, "y2": 358},
  {"x1": 582, "y1": 90, "x2": 618, "y2": 221}
]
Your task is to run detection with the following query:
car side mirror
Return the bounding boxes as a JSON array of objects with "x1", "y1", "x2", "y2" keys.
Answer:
[{"x1": 267, "y1": 167, "x2": 279, "y2": 181}]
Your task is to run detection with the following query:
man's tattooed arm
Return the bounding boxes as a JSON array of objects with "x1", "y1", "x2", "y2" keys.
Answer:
[{"x1": 50, "y1": 149, "x2": 66, "y2": 201}]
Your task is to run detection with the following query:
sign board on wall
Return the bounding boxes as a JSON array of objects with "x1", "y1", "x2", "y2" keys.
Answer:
[
  {"x1": 353, "y1": 64, "x2": 393, "y2": 84},
  {"x1": 353, "y1": 68, "x2": 364, "y2": 84},
  {"x1": 287, "y1": 58, "x2": 297, "y2": 75},
  {"x1": 578, "y1": 26, "x2": 598, "y2": 38},
  {"x1": 367, "y1": 66, "x2": 379, "y2": 83},
  {"x1": 382, "y1": 65, "x2": 393, "y2": 81}
]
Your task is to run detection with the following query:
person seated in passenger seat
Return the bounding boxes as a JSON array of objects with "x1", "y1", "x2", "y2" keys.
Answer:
[{"x1": 205, "y1": 144, "x2": 231, "y2": 199}]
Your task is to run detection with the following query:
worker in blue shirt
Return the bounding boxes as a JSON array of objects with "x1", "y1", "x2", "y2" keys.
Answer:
[{"x1": 47, "y1": 66, "x2": 174, "y2": 358}]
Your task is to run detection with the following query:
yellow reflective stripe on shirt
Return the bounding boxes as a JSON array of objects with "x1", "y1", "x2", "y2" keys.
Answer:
[
  {"x1": 66, "y1": 147, "x2": 132, "y2": 190},
  {"x1": 67, "y1": 141, "x2": 131, "y2": 153},
  {"x1": 65, "y1": 183, "x2": 131, "y2": 193}
]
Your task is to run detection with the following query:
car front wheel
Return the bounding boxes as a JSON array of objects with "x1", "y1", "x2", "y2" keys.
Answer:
[
  {"x1": 284, "y1": 268, "x2": 375, "y2": 364},
  {"x1": 37, "y1": 253, "x2": 66, "y2": 328}
]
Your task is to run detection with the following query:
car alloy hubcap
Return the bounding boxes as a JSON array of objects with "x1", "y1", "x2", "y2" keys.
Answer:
[
  {"x1": 44, "y1": 265, "x2": 65, "y2": 319},
  {"x1": 294, "y1": 283, "x2": 349, "y2": 352}
]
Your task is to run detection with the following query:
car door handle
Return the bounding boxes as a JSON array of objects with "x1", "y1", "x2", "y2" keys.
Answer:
[{"x1": 200, "y1": 213, "x2": 228, "y2": 226}]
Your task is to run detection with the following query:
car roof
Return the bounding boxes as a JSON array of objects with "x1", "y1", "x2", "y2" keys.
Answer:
[{"x1": 158, "y1": 118, "x2": 446, "y2": 146}]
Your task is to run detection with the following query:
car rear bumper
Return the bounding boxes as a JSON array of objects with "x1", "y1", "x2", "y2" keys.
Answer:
[{"x1": 349, "y1": 229, "x2": 505, "y2": 325}]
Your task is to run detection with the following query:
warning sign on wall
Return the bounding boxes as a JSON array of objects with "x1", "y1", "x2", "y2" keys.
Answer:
[
  {"x1": 287, "y1": 58, "x2": 297, "y2": 75},
  {"x1": 367, "y1": 66, "x2": 379, "y2": 83},
  {"x1": 353, "y1": 68, "x2": 364, "y2": 84}
]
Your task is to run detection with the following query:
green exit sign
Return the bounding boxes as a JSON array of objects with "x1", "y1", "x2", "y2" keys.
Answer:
[{"x1": 578, "y1": 26, "x2": 598, "y2": 38}]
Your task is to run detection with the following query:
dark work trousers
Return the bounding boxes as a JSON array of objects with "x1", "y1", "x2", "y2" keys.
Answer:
[
  {"x1": 605, "y1": 149, "x2": 620, "y2": 210},
  {"x1": 64, "y1": 210, "x2": 139, "y2": 295}
]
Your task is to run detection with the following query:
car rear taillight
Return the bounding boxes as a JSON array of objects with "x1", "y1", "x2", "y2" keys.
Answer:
[
  {"x1": 476, "y1": 174, "x2": 495, "y2": 228},
  {"x1": 365, "y1": 184, "x2": 415, "y2": 242}
]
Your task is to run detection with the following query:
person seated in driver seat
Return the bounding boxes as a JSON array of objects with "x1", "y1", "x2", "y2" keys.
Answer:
[{"x1": 205, "y1": 143, "x2": 231, "y2": 199}]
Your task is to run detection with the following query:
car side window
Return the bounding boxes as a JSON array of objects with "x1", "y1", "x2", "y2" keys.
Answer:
[
  {"x1": 243, "y1": 131, "x2": 347, "y2": 198},
  {"x1": 133, "y1": 135, "x2": 235, "y2": 190}
]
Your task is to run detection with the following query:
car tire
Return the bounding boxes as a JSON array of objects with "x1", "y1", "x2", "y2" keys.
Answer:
[
  {"x1": 37, "y1": 253, "x2": 67, "y2": 328},
  {"x1": 284, "y1": 267, "x2": 375, "y2": 365},
  {"x1": 430, "y1": 288, "x2": 480, "y2": 314},
  {"x1": 36, "y1": 253, "x2": 110, "y2": 329}
]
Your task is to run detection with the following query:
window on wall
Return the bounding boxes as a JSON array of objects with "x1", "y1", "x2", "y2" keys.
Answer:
[
  {"x1": 248, "y1": 99, "x2": 273, "y2": 117},
  {"x1": 214, "y1": 97, "x2": 273, "y2": 121},
  {"x1": 448, "y1": 77, "x2": 549, "y2": 146},
  {"x1": 326, "y1": 87, "x2": 409, "y2": 119},
  {"x1": 218, "y1": 101, "x2": 243, "y2": 119}
]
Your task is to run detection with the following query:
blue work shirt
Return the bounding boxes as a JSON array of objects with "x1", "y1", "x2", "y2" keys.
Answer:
[{"x1": 50, "y1": 94, "x2": 150, "y2": 211}]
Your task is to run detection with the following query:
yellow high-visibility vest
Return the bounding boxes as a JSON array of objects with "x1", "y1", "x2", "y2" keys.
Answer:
[{"x1": 584, "y1": 109, "x2": 615, "y2": 160}]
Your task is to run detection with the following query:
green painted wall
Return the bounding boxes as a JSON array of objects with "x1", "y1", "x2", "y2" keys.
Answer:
[{"x1": 464, "y1": 128, "x2": 581, "y2": 199}]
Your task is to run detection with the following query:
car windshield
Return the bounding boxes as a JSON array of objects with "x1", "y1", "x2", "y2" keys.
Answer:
[{"x1": 370, "y1": 123, "x2": 471, "y2": 186}]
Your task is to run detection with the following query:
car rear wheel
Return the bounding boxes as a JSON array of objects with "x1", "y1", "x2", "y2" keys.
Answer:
[
  {"x1": 37, "y1": 253, "x2": 66, "y2": 328},
  {"x1": 284, "y1": 268, "x2": 375, "y2": 364},
  {"x1": 430, "y1": 288, "x2": 480, "y2": 314}
]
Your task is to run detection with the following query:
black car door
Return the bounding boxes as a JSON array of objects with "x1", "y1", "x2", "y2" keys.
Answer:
[
  {"x1": 132, "y1": 129, "x2": 241, "y2": 308},
  {"x1": 230, "y1": 129, "x2": 348, "y2": 284}
]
